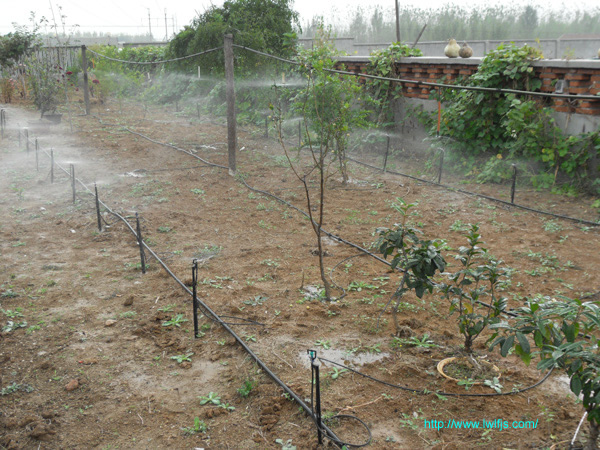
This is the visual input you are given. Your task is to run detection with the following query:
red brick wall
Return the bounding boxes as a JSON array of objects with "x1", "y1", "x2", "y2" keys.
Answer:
[{"x1": 338, "y1": 59, "x2": 600, "y2": 116}]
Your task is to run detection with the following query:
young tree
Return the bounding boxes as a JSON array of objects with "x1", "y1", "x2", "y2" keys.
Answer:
[{"x1": 273, "y1": 27, "x2": 368, "y2": 299}]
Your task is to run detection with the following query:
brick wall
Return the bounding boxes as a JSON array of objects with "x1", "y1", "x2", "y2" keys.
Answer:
[{"x1": 338, "y1": 57, "x2": 600, "y2": 116}]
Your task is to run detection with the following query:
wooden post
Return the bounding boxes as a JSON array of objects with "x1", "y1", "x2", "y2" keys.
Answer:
[
  {"x1": 81, "y1": 45, "x2": 91, "y2": 115},
  {"x1": 224, "y1": 34, "x2": 237, "y2": 175}
]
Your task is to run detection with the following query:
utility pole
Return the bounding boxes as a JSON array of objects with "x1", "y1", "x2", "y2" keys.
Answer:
[
  {"x1": 164, "y1": 9, "x2": 168, "y2": 41},
  {"x1": 395, "y1": 0, "x2": 401, "y2": 43},
  {"x1": 147, "y1": 8, "x2": 152, "y2": 38}
]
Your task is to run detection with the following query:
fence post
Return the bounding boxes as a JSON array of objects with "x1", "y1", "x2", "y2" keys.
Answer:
[
  {"x1": 81, "y1": 45, "x2": 91, "y2": 115},
  {"x1": 224, "y1": 34, "x2": 237, "y2": 175}
]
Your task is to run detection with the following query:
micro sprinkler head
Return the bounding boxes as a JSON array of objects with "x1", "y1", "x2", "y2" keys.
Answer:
[{"x1": 307, "y1": 349, "x2": 317, "y2": 362}]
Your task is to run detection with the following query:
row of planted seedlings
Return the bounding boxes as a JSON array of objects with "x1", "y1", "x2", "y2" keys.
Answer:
[
  {"x1": 247, "y1": 39, "x2": 600, "y2": 448},
  {"x1": 10, "y1": 52, "x2": 598, "y2": 443},
  {"x1": 9, "y1": 124, "x2": 364, "y2": 448}
]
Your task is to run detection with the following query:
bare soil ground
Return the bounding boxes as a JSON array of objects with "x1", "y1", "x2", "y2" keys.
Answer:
[{"x1": 1, "y1": 99, "x2": 599, "y2": 449}]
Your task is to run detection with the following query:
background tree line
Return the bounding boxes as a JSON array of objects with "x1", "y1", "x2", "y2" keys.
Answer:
[{"x1": 301, "y1": 4, "x2": 600, "y2": 42}]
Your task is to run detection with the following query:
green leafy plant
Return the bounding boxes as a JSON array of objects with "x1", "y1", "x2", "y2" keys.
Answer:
[
  {"x1": 484, "y1": 376, "x2": 503, "y2": 393},
  {"x1": 391, "y1": 333, "x2": 438, "y2": 349},
  {"x1": 181, "y1": 417, "x2": 207, "y2": 435},
  {"x1": 162, "y1": 314, "x2": 188, "y2": 328},
  {"x1": 237, "y1": 379, "x2": 256, "y2": 398},
  {"x1": 199, "y1": 392, "x2": 221, "y2": 406},
  {"x1": 489, "y1": 296, "x2": 600, "y2": 448},
  {"x1": 376, "y1": 198, "x2": 446, "y2": 334},
  {"x1": 315, "y1": 339, "x2": 331, "y2": 350},
  {"x1": 438, "y1": 224, "x2": 508, "y2": 354},
  {"x1": 275, "y1": 439, "x2": 297, "y2": 450},
  {"x1": 171, "y1": 353, "x2": 193, "y2": 364}
]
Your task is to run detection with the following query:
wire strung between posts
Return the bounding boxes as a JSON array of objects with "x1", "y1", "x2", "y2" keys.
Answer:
[
  {"x1": 233, "y1": 44, "x2": 600, "y2": 101},
  {"x1": 348, "y1": 156, "x2": 600, "y2": 227},
  {"x1": 86, "y1": 46, "x2": 224, "y2": 65},
  {"x1": 319, "y1": 357, "x2": 554, "y2": 398}
]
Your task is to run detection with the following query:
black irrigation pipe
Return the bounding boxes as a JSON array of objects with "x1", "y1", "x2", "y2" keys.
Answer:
[
  {"x1": 13, "y1": 128, "x2": 348, "y2": 449},
  {"x1": 348, "y1": 156, "x2": 600, "y2": 227},
  {"x1": 86, "y1": 46, "x2": 224, "y2": 65},
  {"x1": 123, "y1": 127, "x2": 229, "y2": 170},
  {"x1": 233, "y1": 44, "x2": 600, "y2": 101},
  {"x1": 319, "y1": 356, "x2": 555, "y2": 398}
]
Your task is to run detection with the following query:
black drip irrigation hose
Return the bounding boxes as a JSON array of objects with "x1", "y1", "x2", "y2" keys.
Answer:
[
  {"x1": 319, "y1": 357, "x2": 555, "y2": 398},
  {"x1": 124, "y1": 127, "x2": 229, "y2": 170},
  {"x1": 13, "y1": 119, "x2": 562, "y2": 442},
  {"x1": 349, "y1": 156, "x2": 600, "y2": 227},
  {"x1": 13, "y1": 129, "x2": 350, "y2": 449}
]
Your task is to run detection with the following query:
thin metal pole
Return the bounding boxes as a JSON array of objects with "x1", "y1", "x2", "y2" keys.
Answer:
[
  {"x1": 224, "y1": 34, "x2": 237, "y2": 175},
  {"x1": 35, "y1": 138, "x2": 39, "y2": 171},
  {"x1": 383, "y1": 135, "x2": 390, "y2": 172},
  {"x1": 264, "y1": 115, "x2": 269, "y2": 138},
  {"x1": 81, "y1": 45, "x2": 90, "y2": 115},
  {"x1": 95, "y1": 183, "x2": 102, "y2": 232},
  {"x1": 437, "y1": 149, "x2": 444, "y2": 184},
  {"x1": 70, "y1": 164, "x2": 76, "y2": 203},
  {"x1": 50, "y1": 149, "x2": 54, "y2": 183},
  {"x1": 192, "y1": 260, "x2": 199, "y2": 338},
  {"x1": 298, "y1": 120, "x2": 302, "y2": 147},
  {"x1": 24, "y1": 128, "x2": 29, "y2": 153},
  {"x1": 0, "y1": 109, "x2": 4, "y2": 138},
  {"x1": 395, "y1": 0, "x2": 401, "y2": 43},
  {"x1": 510, "y1": 164, "x2": 517, "y2": 204},
  {"x1": 313, "y1": 358, "x2": 323, "y2": 445},
  {"x1": 135, "y1": 212, "x2": 146, "y2": 274}
]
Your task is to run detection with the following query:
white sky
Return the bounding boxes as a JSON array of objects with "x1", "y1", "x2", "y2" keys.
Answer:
[{"x1": 0, "y1": 0, "x2": 596, "y2": 37}]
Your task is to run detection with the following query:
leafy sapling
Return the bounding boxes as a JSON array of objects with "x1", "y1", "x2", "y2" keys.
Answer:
[
  {"x1": 376, "y1": 198, "x2": 446, "y2": 334},
  {"x1": 489, "y1": 296, "x2": 600, "y2": 449},
  {"x1": 438, "y1": 224, "x2": 508, "y2": 354}
]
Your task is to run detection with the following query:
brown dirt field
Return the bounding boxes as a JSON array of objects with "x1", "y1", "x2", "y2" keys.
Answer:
[{"x1": 1, "y1": 99, "x2": 599, "y2": 449}]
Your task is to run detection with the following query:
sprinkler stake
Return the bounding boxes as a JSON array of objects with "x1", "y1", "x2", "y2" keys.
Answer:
[
  {"x1": 510, "y1": 164, "x2": 517, "y2": 204},
  {"x1": 135, "y1": 212, "x2": 146, "y2": 274},
  {"x1": 192, "y1": 260, "x2": 199, "y2": 338},
  {"x1": 50, "y1": 149, "x2": 54, "y2": 184},
  {"x1": 437, "y1": 149, "x2": 445, "y2": 184},
  {"x1": 383, "y1": 135, "x2": 390, "y2": 172},
  {"x1": 95, "y1": 183, "x2": 102, "y2": 232},
  {"x1": 35, "y1": 138, "x2": 39, "y2": 171},
  {"x1": 308, "y1": 350, "x2": 323, "y2": 445},
  {"x1": 70, "y1": 164, "x2": 76, "y2": 204}
]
